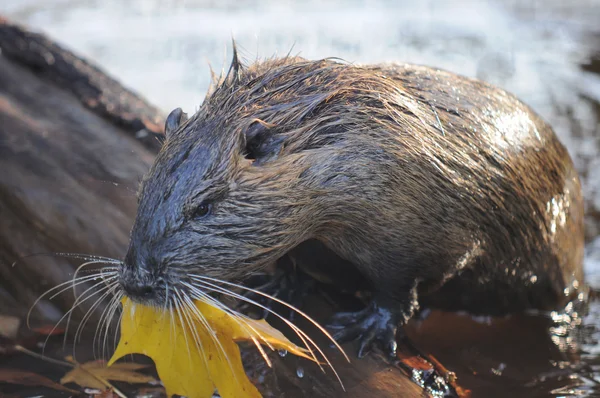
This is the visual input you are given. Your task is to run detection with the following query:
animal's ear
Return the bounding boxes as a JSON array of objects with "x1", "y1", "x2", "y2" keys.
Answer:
[
  {"x1": 243, "y1": 119, "x2": 283, "y2": 165},
  {"x1": 164, "y1": 108, "x2": 188, "y2": 139}
]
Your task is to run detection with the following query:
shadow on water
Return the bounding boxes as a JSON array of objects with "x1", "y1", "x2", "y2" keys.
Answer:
[{"x1": 405, "y1": 300, "x2": 600, "y2": 397}]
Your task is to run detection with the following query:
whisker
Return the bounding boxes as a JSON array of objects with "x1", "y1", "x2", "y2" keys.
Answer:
[
  {"x1": 47, "y1": 274, "x2": 108, "y2": 302},
  {"x1": 102, "y1": 290, "x2": 124, "y2": 360},
  {"x1": 90, "y1": 269, "x2": 122, "y2": 359},
  {"x1": 63, "y1": 266, "x2": 117, "y2": 351},
  {"x1": 182, "y1": 282, "x2": 274, "y2": 367},
  {"x1": 73, "y1": 282, "x2": 119, "y2": 359},
  {"x1": 190, "y1": 279, "x2": 323, "y2": 370},
  {"x1": 62, "y1": 272, "x2": 117, "y2": 339},
  {"x1": 188, "y1": 278, "x2": 347, "y2": 389},
  {"x1": 191, "y1": 274, "x2": 348, "y2": 361},
  {"x1": 70, "y1": 261, "x2": 117, "y2": 298},
  {"x1": 168, "y1": 295, "x2": 176, "y2": 349},
  {"x1": 12, "y1": 252, "x2": 121, "y2": 268},
  {"x1": 175, "y1": 289, "x2": 204, "y2": 353},
  {"x1": 92, "y1": 268, "x2": 123, "y2": 357},
  {"x1": 61, "y1": 276, "x2": 117, "y2": 349},
  {"x1": 67, "y1": 279, "x2": 117, "y2": 345},
  {"x1": 172, "y1": 295, "x2": 194, "y2": 367},
  {"x1": 110, "y1": 293, "x2": 124, "y2": 358},
  {"x1": 74, "y1": 281, "x2": 118, "y2": 340},
  {"x1": 163, "y1": 282, "x2": 170, "y2": 315},
  {"x1": 21, "y1": 252, "x2": 120, "y2": 362},
  {"x1": 41, "y1": 281, "x2": 115, "y2": 356},
  {"x1": 27, "y1": 268, "x2": 117, "y2": 328},
  {"x1": 93, "y1": 290, "x2": 120, "y2": 358},
  {"x1": 173, "y1": 289, "x2": 210, "y2": 372},
  {"x1": 179, "y1": 290, "x2": 239, "y2": 381},
  {"x1": 73, "y1": 268, "x2": 119, "y2": 274},
  {"x1": 87, "y1": 282, "x2": 120, "y2": 357}
]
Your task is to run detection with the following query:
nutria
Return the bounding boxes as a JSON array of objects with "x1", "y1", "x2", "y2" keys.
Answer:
[{"x1": 118, "y1": 51, "x2": 585, "y2": 359}]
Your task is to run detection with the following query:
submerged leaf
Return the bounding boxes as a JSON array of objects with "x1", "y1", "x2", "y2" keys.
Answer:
[{"x1": 109, "y1": 297, "x2": 313, "y2": 398}]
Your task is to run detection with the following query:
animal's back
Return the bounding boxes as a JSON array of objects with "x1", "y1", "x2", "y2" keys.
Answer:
[
  {"x1": 333, "y1": 62, "x2": 585, "y2": 314},
  {"x1": 239, "y1": 59, "x2": 585, "y2": 314}
]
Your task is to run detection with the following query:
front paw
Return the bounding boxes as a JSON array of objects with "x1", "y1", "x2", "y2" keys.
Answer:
[{"x1": 326, "y1": 301, "x2": 401, "y2": 358}]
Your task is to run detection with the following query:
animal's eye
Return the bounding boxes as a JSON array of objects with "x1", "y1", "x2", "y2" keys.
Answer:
[{"x1": 193, "y1": 202, "x2": 212, "y2": 218}]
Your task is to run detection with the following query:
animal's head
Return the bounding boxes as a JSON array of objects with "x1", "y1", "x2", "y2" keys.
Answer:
[
  {"x1": 118, "y1": 54, "x2": 336, "y2": 306},
  {"x1": 116, "y1": 51, "x2": 398, "y2": 306}
]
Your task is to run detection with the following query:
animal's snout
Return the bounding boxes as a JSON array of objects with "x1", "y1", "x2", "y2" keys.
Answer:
[
  {"x1": 121, "y1": 278, "x2": 155, "y2": 300},
  {"x1": 118, "y1": 262, "x2": 161, "y2": 303}
]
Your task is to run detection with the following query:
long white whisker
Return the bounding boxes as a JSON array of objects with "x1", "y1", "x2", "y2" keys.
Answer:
[
  {"x1": 168, "y1": 295, "x2": 176, "y2": 349},
  {"x1": 76, "y1": 281, "x2": 118, "y2": 342},
  {"x1": 94, "y1": 286, "x2": 122, "y2": 359},
  {"x1": 190, "y1": 279, "x2": 323, "y2": 370},
  {"x1": 182, "y1": 282, "x2": 274, "y2": 367},
  {"x1": 186, "y1": 280, "x2": 346, "y2": 389},
  {"x1": 73, "y1": 268, "x2": 120, "y2": 274},
  {"x1": 61, "y1": 276, "x2": 117, "y2": 346},
  {"x1": 179, "y1": 290, "x2": 240, "y2": 381},
  {"x1": 94, "y1": 290, "x2": 117, "y2": 358},
  {"x1": 103, "y1": 290, "x2": 123, "y2": 359},
  {"x1": 163, "y1": 282, "x2": 170, "y2": 316},
  {"x1": 13, "y1": 252, "x2": 121, "y2": 268},
  {"x1": 63, "y1": 266, "x2": 118, "y2": 351},
  {"x1": 41, "y1": 281, "x2": 115, "y2": 356},
  {"x1": 188, "y1": 277, "x2": 347, "y2": 390},
  {"x1": 27, "y1": 268, "x2": 116, "y2": 328},
  {"x1": 47, "y1": 274, "x2": 111, "y2": 302},
  {"x1": 63, "y1": 261, "x2": 117, "y2": 350},
  {"x1": 111, "y1": 293, "x2": 124, "y2": 357},
  {"x1": 62, "y1": 274, "x2": 118, "y2": 347},
  {"x1": 73, "y1": 282, "x2": 119, "y2": 359},
  {"x1": 191, "y1": 274, "x2": 348, "y2": 361},
  {"x1": 93, "y1": 266, "x2": 123, "y2": 360},
  {"x1": 173, "y1": 289, "x2": 211, "y2": 372},
  {"x1": 172, "y1": 294, "x2": 194, "y2": 367},
  {"x1": 71, "y1": 261, "x2": 117, "y2": 299}
]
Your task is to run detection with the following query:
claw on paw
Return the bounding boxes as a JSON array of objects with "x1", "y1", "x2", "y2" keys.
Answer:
[{"x1": 327, "y1": 301, "x2": 401, "y2": 358}]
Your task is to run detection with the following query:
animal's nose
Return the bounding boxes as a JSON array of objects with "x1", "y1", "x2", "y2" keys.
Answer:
[{"x1": 121, "y1": 279, "x2": 155, "y2": 300}]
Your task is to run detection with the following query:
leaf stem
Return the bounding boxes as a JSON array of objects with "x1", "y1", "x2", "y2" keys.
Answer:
[
  {"x1": 14, "y1": 345, "x2": 128, "y2": 398},
  {"x1": 14, "y1": 345, "x2": 73, "y2": 367}
]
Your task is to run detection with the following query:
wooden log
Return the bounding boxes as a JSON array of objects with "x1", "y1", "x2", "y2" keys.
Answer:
[
  {"x1": 0, "y1": 16, "x2": 164, "y2": 152},
  {"x1": 0, "y1": 22, "x2": 162, "y2": 322}
]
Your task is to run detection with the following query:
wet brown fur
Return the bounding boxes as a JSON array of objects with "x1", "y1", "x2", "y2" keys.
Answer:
[{"x1": 124, "y1": 52, "x2": 585, "y2": 319}]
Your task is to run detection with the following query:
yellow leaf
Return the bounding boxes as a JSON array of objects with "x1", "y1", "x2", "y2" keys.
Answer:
[
  {"x1": 60, "y1": 359, "x2": 155, "y2": 389},
  {"x1": 108, "y1": 297, "x2": 313, "y2": 398}
]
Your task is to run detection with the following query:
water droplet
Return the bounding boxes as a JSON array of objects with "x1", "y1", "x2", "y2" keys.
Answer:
[
  {"x1": 296, "y1": 366, "x2": 304, "y2": 378},
  {"x1": 491, "y1": 362, "x2": 506, "y2": 376},
  {"x1": 278, "y1": 349, "x2": 288, "y2": 357}
]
